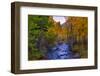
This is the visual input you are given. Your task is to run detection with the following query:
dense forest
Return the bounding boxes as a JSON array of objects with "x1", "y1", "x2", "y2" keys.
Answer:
[{"x1": 28, "y1": 15, "x2": 88, "y2": 60}]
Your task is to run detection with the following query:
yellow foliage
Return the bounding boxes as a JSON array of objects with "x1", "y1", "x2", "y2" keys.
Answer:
[
  {"x1": 47, "y1": 18, "x2": 68, "y2": 41},
  {"x1": 67, "y1": 16, "x2": 88, "y2": 41},
  {"x1": 47, "y1": 16, "x2": 88, "y2": 43}
]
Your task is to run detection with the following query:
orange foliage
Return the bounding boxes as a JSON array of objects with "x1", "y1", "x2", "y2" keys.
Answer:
[
  {"x1": 48, "y1": 16, "x2": 88, "y2": 43},
  {"x1": 67, "y1": 17, "x2": 88, "y2": 41}
]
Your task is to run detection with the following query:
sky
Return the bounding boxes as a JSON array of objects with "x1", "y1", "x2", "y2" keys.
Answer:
[{"x1": 53, "y1": 16, "x2": 67, "y2": 25}]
